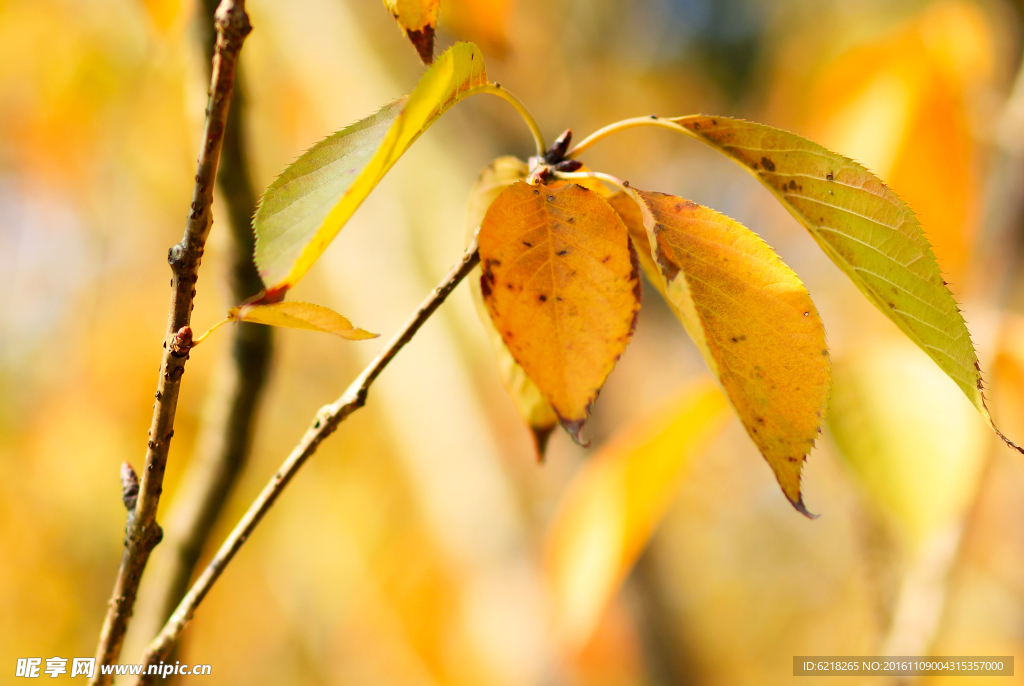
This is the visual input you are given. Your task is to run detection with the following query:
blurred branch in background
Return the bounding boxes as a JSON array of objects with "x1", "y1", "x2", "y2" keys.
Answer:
[
  {"x1": 130, "y1": 0, "x2": 274, "y2": 669},
  {"x1": 90, "y1": 2, "x2": 252, "y2": 682},
  {"x1": 135, "y1": 241, "x2": 482, "y2": 682}
]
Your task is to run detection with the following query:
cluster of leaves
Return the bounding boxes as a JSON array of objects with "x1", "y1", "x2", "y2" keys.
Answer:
[{"x1": 229, "y1": 42, "x2": 1018, "y2": 514}]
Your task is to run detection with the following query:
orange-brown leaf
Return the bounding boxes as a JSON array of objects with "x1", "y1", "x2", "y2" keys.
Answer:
[
  {"x1": 466, "y1": 157, "x2": 558, "y2": 458},
  {"x1": 479, "y1": 181, "x2": 640, "y2": 442},
  {"x1": 608, "y1": 190, "x2": 830, "y2": 514}
]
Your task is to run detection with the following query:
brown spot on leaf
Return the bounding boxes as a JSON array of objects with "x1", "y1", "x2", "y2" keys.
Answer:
[
  {"x1": 761, "y1": 157, "x2": 776, "y2": 172},
  {"x1": 480, "y1": 267, "x2": 495, "y2": 298}
]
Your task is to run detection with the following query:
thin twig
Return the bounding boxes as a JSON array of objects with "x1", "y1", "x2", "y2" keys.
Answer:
[
  {"x1": 134, "y1": 240, "x2": 482, "y2": 682},
  {"x1": 129, "y1": 0, "x2": 272, "y2": 665},
  {"x1": 90, "y1": 2, "x2": 251, "y2": 683}
]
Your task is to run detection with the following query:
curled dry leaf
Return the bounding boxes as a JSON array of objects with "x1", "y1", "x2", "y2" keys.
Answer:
[
  {"x1": 479, "y1": 181, "x2": 640, "y2": 443},
  {"x1": 383, "y1": 0, "x2": 440, "y2": 64},
  {"x1": 228, "y1": 302, "x2": 378, "y2": 340},
  {"x1": 608, "y1": 189, "x2": 830, "y2": 515},
  {"x1": 466, "y1": 157, "x2": 559, "y2": 458},
  {"x1": 253, "y1": 42, "x2": 487, "y2": 298},
  {"x1": 545, "y1": 379, "x2": 730, "y2": 649},
  {"x1": 673, "y1": 115, "x2": 1020, "y2": 453}
]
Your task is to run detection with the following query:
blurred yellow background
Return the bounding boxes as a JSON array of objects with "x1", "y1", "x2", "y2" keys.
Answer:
[{"x1": 3, "y1": 0, "x2": 1024, "y2": 684}]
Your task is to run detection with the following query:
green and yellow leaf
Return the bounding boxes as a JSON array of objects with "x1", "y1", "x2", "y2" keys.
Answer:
[
  {"x1": 253, "y1": 42, "x2": 487, "y2": 298},
  {"x1": 228, "y1": 302, "x2": 378, "y2": 340},
  {"x1": 608, "y1": 189, "x2": 830, "y2": 514},
  {"x1": 466, "y1": 157, "x2": 558, "y2": 458},
  {"x1": 479, "y1": 181, "x2": 640, "y2": 443},
  {"x1": 672, "y1": 115, "x2": 1019, "y2": 452},
  {"x1": 383, "y1": 0, "x2": 440, "y2": 64},
  {"x1": 545, "y1": 379, "x2": 730, "y2": 649}
]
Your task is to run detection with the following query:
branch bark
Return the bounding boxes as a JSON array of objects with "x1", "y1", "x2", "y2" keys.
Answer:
[
  {"x1": 90, "y1": 2, "x2": 251, "y2": 682},
  {"x1": 129, "y1": 0, "x2": 272, "y2": 659},
  {"x1": 134, "y1": 240, "x2": 481, "y2": 683}
]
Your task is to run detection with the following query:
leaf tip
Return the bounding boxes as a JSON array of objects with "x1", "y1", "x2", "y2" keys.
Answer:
[
  {"x1": 251, "y1": 286, "x2": 288, "y2": 306},
  {"x1": 407, "y1": 25, "x2": 435, "y2": 64},
  {"x1": 788, "y1": 491, "x2": 819, "y2": 520},
  {"x1": 560, "y1": 418, "x2": 591, "y2": 448},
  {"x1": 992, "y1": 418, "x2": 1024, "y2": 455},
  {"x1": 346, "y1": 328, "x2": 381, "y2": 341},
  {"x1": 980, "y1": 392, "x2": 1024, "y2": 454},
  {"x1": 532, "y1": 423, "x2": 556, "y2": 462}
]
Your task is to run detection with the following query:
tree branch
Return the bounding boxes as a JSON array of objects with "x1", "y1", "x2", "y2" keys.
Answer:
[
  {"x1": 134, "y1": 240, "x2": 481, "y2": 683},
  {"x1": 129, "y1": 0, "x2": 272, "y2": 660},
  {"x1": 90, "y1": 2, "x2": 251, "y2": 682}
]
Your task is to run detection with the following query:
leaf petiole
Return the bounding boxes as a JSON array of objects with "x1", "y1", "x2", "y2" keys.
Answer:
[
  {"x1": 469, "y1": 83, "x2": 546, "y2": 157},
  {"x1": 190, "y1": 317, "x2": 232, "y2": 348},
  {"x1": 567, "y1": 116, "x2": 697, "y2": 159}
]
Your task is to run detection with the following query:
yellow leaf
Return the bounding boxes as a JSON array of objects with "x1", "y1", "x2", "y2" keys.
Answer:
[
  {"x1": 479, "y1": 181, "x2": 641, "y2": 443},
  {"x1": 466, "y1": 157, "x2": 558, "y2": 457},
  {"x1": 545, "y1": 379, "x2": 730, "y2": 649},
  {"x1": 254, "y1": 43, "x2": 487, "y2": 298},
  {"x1": 605, "y1": 192, "x2": 693, "y2": 332},
  {"x1": 672, "y1": 115, "x2": 1020, "y2": 453},
  {"x1": 382, "y1": 0, "x2": 440, "y2": 64},
  {"x1": 608, "y1": 190, "x2": 830, "y2": 514},
  {"x1": 228, "y1": 302, "x2": 378, "y2": 340}
]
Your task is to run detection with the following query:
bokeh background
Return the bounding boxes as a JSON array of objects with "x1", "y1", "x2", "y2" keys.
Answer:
[{"x1": 4, "y1": 0, "x2": 1024, "y2": 684}]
